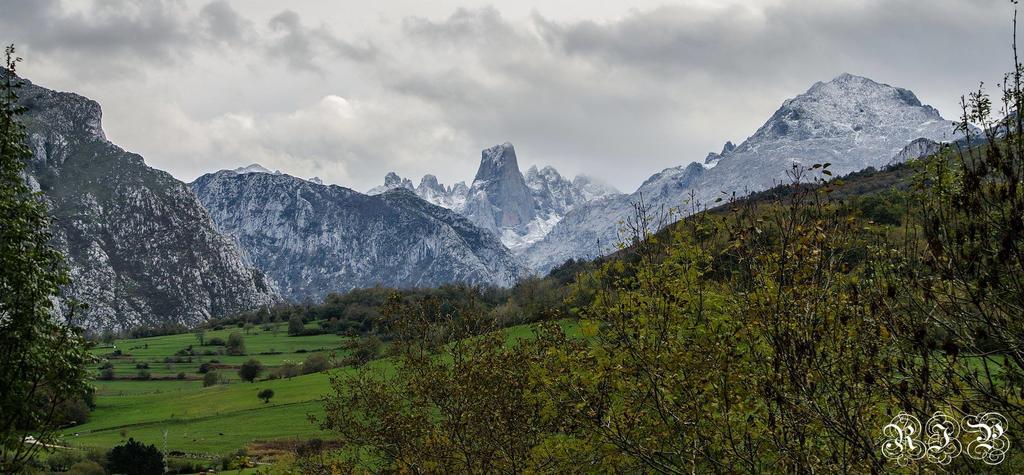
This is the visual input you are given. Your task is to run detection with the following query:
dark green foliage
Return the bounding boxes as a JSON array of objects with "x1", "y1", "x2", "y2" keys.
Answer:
[
  {"x1": 238, "y1": 359, "x2": 263, "y2": 382},
  {"x1": 107, "y1": 438, "x2": 164, "y2": 475},
  {"x1": 216, "y1": 281, "x2": 569, "y2": 343},
  {"x1": 53, "y1": 391, "x2": 93, "y2": 427},
  {"x1": 287, "y1": 314, "x2": 305, "y2": 336},
  {"x1": 46, "y1": 450, "x2": 84, "y2": 472},
  {"x1": 203, "y1": 371, "x2": 221, "y2": 387},
  {"x1": 0, "y1": 46, "x2": 93, "y2": 472},
  {"x1": 853, "y1": 190, "x2": 906, "y2": 225},
  {"x1": 225, "y1": 332, "x2": 245, "y2": 355},
  {"x1": 98, "y1": 368, "x2": 115, "y2": 381},
  {"x1": 128, "y1": 323, "x2": 188, "y2": 339},
  {"x1": 258, "y1": 388, "x2": 274, "y2": 403}
]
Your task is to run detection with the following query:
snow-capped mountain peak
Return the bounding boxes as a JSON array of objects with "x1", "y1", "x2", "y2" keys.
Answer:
[
  {"x1": 231, "y1": 163, "x2": 276, "y2": 175},
  {"x1": 364, "y1": 142, "x2": 620, "y2": 252},
  {"x1": 522, "y1": 74, "x2": 968, "y2": 274},
  {"x1": 368, "y1": 171, "x2": 415, "y2": 195}
]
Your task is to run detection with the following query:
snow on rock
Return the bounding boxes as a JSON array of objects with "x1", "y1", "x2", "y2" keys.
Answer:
[
  {"x1": 523, "y1": 73, "x2": 968, "y2": 274},
  {"x1": 364, "y1": 143, "x2": 620, "y2": 251},
  {"x1": 191, "y1": 172, "x2": 527, "y2": 301}
]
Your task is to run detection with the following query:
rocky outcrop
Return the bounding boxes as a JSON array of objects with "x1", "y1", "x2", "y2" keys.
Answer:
[
  {"x1": 17, "y1": 77, "x2": 278, "y2": 331},
  {"x1": 366, "y1": 143, "x2": 620, "y2": 251}
]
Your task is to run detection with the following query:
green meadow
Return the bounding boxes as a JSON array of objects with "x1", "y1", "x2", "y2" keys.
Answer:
[
  {"x1": 61, "y1": 322, "x2": 354, "y2": 456},
  {"x1": 59, "y1": 321, "x2": 563, "y2": 457}
]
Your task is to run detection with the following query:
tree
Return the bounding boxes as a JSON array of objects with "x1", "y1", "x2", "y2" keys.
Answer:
[
  {"x1": 226, "y1": 331, "x2": 246, "y2": 356},
  {"x1": 107, "y1": 438, "x2": 164, "y2": 475},
  {"x1": 343, "y1": 336, "x2": 382, "y2": 367},
  {"x1": 288, "y1": 314, "x2": 305, "y2": 336},
  {"x1": 193, "y1": 327, "x2": 205, "y2": 346},
  {"x1": 876, "y1": 28, "x2": 1024, "y2": 435},
  {"x1": 302, "y1": 353, "x2": 331, "y2": 374},
  {"x1": 258, "y1": 388, "x2": 274, "y2": 404},
  {"x1": 99, "y1": 367, "x2": 115, "y2": 381},
  {"x1": 203, "y1": 371, "x2": 221, "y2": 387},
  {"x1": 0, "y1": 45, "x2": 93, "y2": 473},
  {"x1": 320, "y1": 296, "x2": 565, "y2": 472},
  {"x1": 238, "y1": 359, "x2": 263, "y2": 383},
  {"x1": 272, "y1": 361, "x2": 300, "y2": 379}
]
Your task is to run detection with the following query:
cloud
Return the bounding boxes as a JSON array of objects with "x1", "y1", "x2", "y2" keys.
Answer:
[
  {"x1": 1, "y1": 0, "x2": 194, "y2": 74},
  {"x1": 2, "y1": 1, "x2": 374, "y2": 79},
  {"x1": 196, "y1": 0, "x2": 252, "y2": 46},
  {"x1": 5, "y1": 1, "x2": 1015, "y2": 193},
  {"x1": 113, "y1": 91, "x2": 469, "y2": 191},
  {"x1": 267, "y1": 10, "x2": 377, "y2": 74},
  {"x1": 361, "y1": 0, "x2": 1012, "y2": 189}
]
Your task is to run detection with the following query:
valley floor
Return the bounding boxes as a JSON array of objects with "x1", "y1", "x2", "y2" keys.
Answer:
[{"x1": 58, "y1": 321, "x2": 553, "y2": 459}]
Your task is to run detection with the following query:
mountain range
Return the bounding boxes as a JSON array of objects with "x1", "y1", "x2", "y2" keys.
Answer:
[
  {"x1": 520, "y1": 73, "x2": 966, "y2": 272},
  {"x1": 190, "y1": 168, "x2": 525, "y2": 302},
  {"x1": 367, "y1": 142, "x2": 620, "y2": 252},
  {"x1": 13, "y1": 72, "x2": 967, "y2": 329}
]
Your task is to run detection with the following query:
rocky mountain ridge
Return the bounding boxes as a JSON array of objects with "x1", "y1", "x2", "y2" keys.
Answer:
[
  {"x1": 522, "y1": 73, "x2": 969, "y2": 273},
  {"x1": 191, "y1": 169, "x2": 527, "y2": 302},
  {"x1": 367, "y1": 142, "x2": 620, "y2": 251},
  {"x1": 16, "y1": 76, "x2": 278, "y2": 331}
]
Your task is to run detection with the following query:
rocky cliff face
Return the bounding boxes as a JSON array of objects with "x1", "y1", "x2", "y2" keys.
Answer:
[
  {"x1": 17, "y1": 77, "x2": 277, "y2": 331},
  {"x1": 463, "y1": 143, "x2": 538, "y2": 231},
  {"x1": 191, "y1": 169, "x2": 526, "y2": 301},
  {"x1": 523, "y1": 73, "x2": 966, "y2": 273},
  {"x1": 367, "y1": 143, "x2": 620, "y2": 252}
]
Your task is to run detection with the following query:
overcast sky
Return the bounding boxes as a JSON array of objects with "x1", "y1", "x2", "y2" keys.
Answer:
[{"x1": 2, "y1": 0, "x2": 1013, "y2": 192}]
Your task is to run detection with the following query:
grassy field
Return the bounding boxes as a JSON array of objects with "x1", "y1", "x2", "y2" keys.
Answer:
[
  {"x1": 60, "y1": 321, "x2": 358, "y2": 456},
  {"x1": 92, "y1": 321, "x2": 344, "y2": 380},
  {"x1": 58, "y1": 320, "x2": 570, "y2": 460}
]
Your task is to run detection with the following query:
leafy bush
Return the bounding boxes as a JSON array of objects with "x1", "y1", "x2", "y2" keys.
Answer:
[
  {"x1": 203, "y1": 371, "x2": 221, "y2": 387},
  {"x1": 226, "y1": 332, "x2": 246, "y2": 356},
  {"x1": 302, "y1": 353, "x2": 331, "y2": 374},
  {"x1": 67, "y1": 460, "x2": 105, "y2": 475},
  {"x1": 238, "y1": 359, "x2": 263, "y2": 382},
  {"x1": 107, "y1": 438, "x2": 164, "y2": 475},
  {"x1": 271, "y1": 362, "x2": 301, "y2": 379},
  {"x1": 342, "y1": 336, "x2": 382, "y2": 367},
  {"x1": 98, "y1": 368, "x2": 115, "y2": 381},
  {"x1": 46, "y1": 450, "x2": 83, "y2": 471}
]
